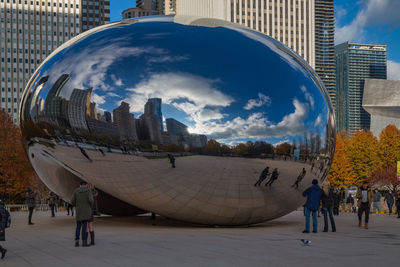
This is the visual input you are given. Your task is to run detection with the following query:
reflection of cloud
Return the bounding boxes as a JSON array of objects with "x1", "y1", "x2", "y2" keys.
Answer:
[
  {"x1": 147, "y1": 55, "x2": 189, "y2": 64},
  {"x1": 191, "y1": 99, "x2": 309, "y2": 141},
  {"x1": 273, "y1": 139, "x2": 290, "y2": 146},
  {"x1": 92, "y1": 93, "x2": 105, "y2": 105},
  {"x1": 111, "y1": 74, "x2": 123, "y2": 87},
  {"x1": 300, "y1": 85, "x2": 314, "y2": 110},
  {"x1": 106, "y1": 92, "x2": 121, "y2": 98},
  {"x1": 124, "y1": 72, "x2": 234, "y2": 118},
  {"x1": 314, "y1": 113, "x2": 322, "y2": 127},
  {"x1": 244, "y1": 93, "x2": 271, "y2": 110}
]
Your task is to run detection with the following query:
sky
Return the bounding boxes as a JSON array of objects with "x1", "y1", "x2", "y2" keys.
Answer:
[{"x1": 110, "y1": 0, "x2": 400, "y2": 81}]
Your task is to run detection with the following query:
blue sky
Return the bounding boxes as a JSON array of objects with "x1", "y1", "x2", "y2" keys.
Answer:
[{"x1": 111, "y1": 0, "x2": 400, "y2": 81}]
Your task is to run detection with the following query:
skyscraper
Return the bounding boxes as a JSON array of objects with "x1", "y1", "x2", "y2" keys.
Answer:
[
  {"x1": 140, "y1": 100, "x2": 162, "y2": 143},
  {"x1": 335, "y1": 42, "x2": 387, "y2": 136},
  {"x1": 122, "y1": 0, "x2": 164, "y2": 19},
  {"x1": 164, "y1": 0, "x2": 177, "y2": 15},
  {"x1": 80, "y1": 0, "x2": 110, "y2": 32},
  {"x1": 147, "y1": 98, "x2": 163, "y2": 131},
  {"x1": 176, "y1": 0, "x2": 316, "y2": 67},
  {"x1": 315, "y1": 0, "x2": 335, "y2": 110}
]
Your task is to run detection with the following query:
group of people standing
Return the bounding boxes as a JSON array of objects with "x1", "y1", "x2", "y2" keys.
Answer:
[
  {"x1": 254, "y1": 166, "x2": 280, "y2": 187},
  {"x1": 302, "y1": 180, "x2": 400, "y2": 233}
]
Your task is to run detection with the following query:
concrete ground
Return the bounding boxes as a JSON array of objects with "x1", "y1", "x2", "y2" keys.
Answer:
[{"x1": 1, "y1": 210, "x2": 399, "y2": 267}]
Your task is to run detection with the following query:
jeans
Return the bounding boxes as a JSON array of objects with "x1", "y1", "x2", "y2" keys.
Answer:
[
  {"x1": 373, "y1": 202, "x2": 381, "y2": 213},
  {"x1": 75, "y1": 220, "x2": 88, "y2": 242},
  {"x1": 28, "y1": 207, "x2": 34, "y2": 223},
  {"x1": 387, "y1": 203, "x2": 393, "y2": 215},
  {"x1": 358, "y1": 202, "x2": 370, "y2": 223},
  {"x1": 322, "y1": 207, "x2": 336, "y2": 231},
  {"x1": 305, "y1": 207, "x2": 318, "y2": 232}
]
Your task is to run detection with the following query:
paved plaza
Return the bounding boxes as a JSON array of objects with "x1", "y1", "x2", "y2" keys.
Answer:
[{"x1": 1, "y1": 210, "x2": 399, "y2": 266}]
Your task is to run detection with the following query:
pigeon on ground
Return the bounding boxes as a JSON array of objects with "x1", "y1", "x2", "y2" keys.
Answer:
[{"x1": 301, "y1": 239, "x2": 311, "y2": 245}]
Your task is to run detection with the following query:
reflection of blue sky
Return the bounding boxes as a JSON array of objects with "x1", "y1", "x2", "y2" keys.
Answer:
[{"x1": 32, "y1": 16, "x2": 330, "y2": 145}]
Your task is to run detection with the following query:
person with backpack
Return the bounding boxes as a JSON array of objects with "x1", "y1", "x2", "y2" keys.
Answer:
[
  {"x1": 302, "y1": 179, "x2": 323, "y2": 233},
  {"x1": 0, "y1": 199, "x2": 10, "y2": 259}
]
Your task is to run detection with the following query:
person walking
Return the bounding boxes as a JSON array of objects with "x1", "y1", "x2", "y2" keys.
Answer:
[
  {"x1": 25, "y1": 188, "x2": 36, "y2": 225},
  {"x1": 372, "y1": 188, "x2": 382, "y2": 214},
  {"x1": 346, "y1": 194, "x2": 354, "y2": 213},
  {"x1": 396, "y1": 192, "x2": 400, "y2": 218},
  {"x1": 265, "y1": 168, "x2": 279, "y2": 187},
  {"x1": 333, "y1": 189, "x2": 340, "y2": 216},
  {"x1": 167, "y1": 154, "x2": 176, "y2": 168},
  {"x1": 384, "y1": 190, "x2": 395, "y2": 215},
  {"x1": 71, "y1": 181, "x2": 94, "y2": 247},
  {"x1": 292, "y1": 168, "x2": 307, "y2": 189},
  {"x1": 254, "y1": 166, "x2": 270, "y2": 187},
  {"x1": 47, "y1": 192, "x2": 56, "y2": 217},
  {"x1": 66, "y1": 202, "x2": 74, "y2": 216},
  {"x1": 86, "y1": 183, "x2": 98, "y2": 246},
  {"x1": 321, "y1": 181, "x2": 336, "y2": 232},
  {"x1": 302, "y1": 179, "x2": 322, "y2": 233},
  {"x1": 356, "y1": 181, "x2": 373, "y2": 229},
  {"x1": 0, "y1": 200, "x2": 9, "y2": 259}
]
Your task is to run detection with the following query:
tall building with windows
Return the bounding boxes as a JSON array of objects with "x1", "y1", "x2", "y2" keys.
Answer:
[
  {"x1": 315, "y1": 0, "x2": 335, "y2": 110},
  {"x1": 164, "y1": 0, "x2": 176, "y2": 15},
  {"x1": 0, "y1": 0, "x2": 109, "y2": 124},
  {"x1": 122, "y1": 0, "x2": 164, "y2": 19},
  {"x1": 335, "y1": 42, "x2": 387, "y2": 136},
  {"x1": 80, "y1": 0, "x2": 110, "y2": 32},
  {"x1": 176, "y1": 0, "x2": 316, "y2": 67}
]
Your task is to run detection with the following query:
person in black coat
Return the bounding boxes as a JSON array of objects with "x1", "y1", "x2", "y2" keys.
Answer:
[
  {"x1": 384, "y1": 190, "x2": 395, "y2": 215},
  {"x1": 396, "y1": 192, "x2": 400, "y2": 218},
  {"x1": 0, "y1": 200, "x2": 8, "y2": 259},
  {"x1": 321, "y1": 182, "x2": 336, "y2": 232},
  {"x1": 333, "y1": 189, "x2": 340, "y2": 216},
  {"x1": 254, "y1": 166, "x2": 270, "y2": 187},
  {"x1": 265, "y1": 168, "x2": 279, "y2": 187},
  {"x1": 167, "y1": 154, "x2": 176, "y2": 168}
]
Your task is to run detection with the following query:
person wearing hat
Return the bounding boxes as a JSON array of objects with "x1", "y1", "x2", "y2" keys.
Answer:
[{"x1": 71, "y1": 181, "x2": 94, "y2": 247}]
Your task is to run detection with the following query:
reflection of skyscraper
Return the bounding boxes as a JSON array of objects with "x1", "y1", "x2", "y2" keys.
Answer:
[
  {"x1": 142, "y1": 101, "x2": 162, "y2": 143},
  {"x1": 25, "y1": 75, "x2": 49, "y2": 122},
  {"x1": 113, "y1": 102, "x2": 138, "y2": 141},
  {"x1": 148, "y1": 98, "x2": 163, "y2": 131},
  {"x1": 104, "y1": 111, "x2": 112, "y2": 123},
  {"x1": 44, "y1": 74, "x2": 70, "y2": 118},
  {"x1": 89, "y1": 102, "x2": 98, "y2": 120},
  {"x1": 67, "y1": 88, "x2": 93, "y2": 131},
  {"x1": 166, "y1": 118, "x2": 189, "y2": 136}
]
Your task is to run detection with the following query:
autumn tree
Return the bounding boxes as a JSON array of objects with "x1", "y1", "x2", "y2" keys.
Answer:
[
  {"x1": 345, "y1": 131, "x2": 379, "y2": 186},
  {"x1": 0, "y1": 110, "x2": 36, "y2": 202},
  {"x1": 369, "y1": 125, "x2": 400, "y2": 190},
  {"x1": 327, "y1": 132, "x2": 356, "y2": 187},
  {"x1": 276, "y1": 142, "x2": 292, "y2": 155}
]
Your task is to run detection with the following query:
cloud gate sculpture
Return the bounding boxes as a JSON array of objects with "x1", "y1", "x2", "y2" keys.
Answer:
[{"x1": 19, "y1": 16, "x2": 335, "y2": 225}]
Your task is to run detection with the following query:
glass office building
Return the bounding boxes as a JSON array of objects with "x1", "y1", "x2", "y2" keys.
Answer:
[
  {"x1": 335, "y1": 42, "x2": 387, "y2": 136},
  {"x1": 315, "y1": 0, "x2": 335, "y2": 110}
]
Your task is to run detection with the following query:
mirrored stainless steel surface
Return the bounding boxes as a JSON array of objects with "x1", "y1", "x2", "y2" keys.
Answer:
[{"x1": 20, "y1": 16, "x2": 335, "y2": 225}]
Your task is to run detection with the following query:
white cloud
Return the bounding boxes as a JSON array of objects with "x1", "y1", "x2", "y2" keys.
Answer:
[
  {"x1": 92, "y1": 93, "x2": 105, "y2": 105},
  {"x1": 300, "y1": 85, "x2": 315, "y2": 110},
  {"x1": 111, "y1": 74, "x2": 123, "y2": 87},
  {"x1": 244, "y1": 93, "x2": 271, "y2": 110},
  {"x1": 335, "y1": 0, "x2": 400, "y2": 44},
  {"x1": 314, "y1": 114, "x2": 322, "y2": 127},
  {"x1": 388, "y1": 60, "x2": 400, "y2": 80},
  {"x1": 106, "y1": 92, "x2": 121, "y2": 98}
]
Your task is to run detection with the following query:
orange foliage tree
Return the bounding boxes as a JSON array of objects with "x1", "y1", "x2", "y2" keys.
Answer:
[
  {"x1": 345, "y1": 131, "x2": 379, "y2": 186},
  {"x1": 0, "y1": 110, "x2": 36, "y2": 202},
  {"x1": 327, "y1": 132, "x2": 356, "y2": 188},
  {"x1": 369, "y1": 125, "x2": 400, "y2": 189}
]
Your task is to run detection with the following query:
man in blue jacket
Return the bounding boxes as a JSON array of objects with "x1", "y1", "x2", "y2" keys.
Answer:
[{"x1": 302, "y1": 179, "x2": 323, "y2": 233}]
